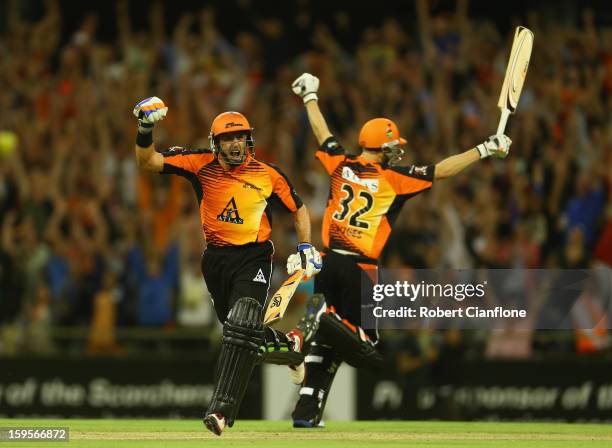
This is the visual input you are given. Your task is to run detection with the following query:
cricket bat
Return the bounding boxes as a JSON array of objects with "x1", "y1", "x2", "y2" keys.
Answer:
[
  {"x1": 263, "y1": 269, "x2": 306, "y2": 325},
  {"x1": 497, "y1": 26, "x2": 534, "y2": 136}
]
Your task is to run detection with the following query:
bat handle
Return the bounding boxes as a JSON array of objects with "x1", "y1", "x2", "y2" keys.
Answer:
[{"x1": 496, "y1": 108, "x2": 511, "y2": 136}]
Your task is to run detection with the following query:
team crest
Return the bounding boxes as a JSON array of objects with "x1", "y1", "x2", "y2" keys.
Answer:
[{"x1": 217, "y1": 197, "x2": 244, "y2": 224}]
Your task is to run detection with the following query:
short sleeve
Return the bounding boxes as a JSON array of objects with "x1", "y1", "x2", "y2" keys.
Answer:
[
  {"x1": 264, "y1": 163, "x2": 303, "y2": 213},
  {"x1": 384, "y1": 164, "x2": 435, "y2": 197},
  {"x1": 315, "y1": 136, "x2": 346, "y2": 175}
]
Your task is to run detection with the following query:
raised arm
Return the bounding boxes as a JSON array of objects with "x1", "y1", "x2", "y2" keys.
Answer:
[
  {"x1": 304, "y1": 101, "x2": 333, "y2": 147},
  {"x1": 132, "y1": 97, "x2": 167, "y2": 172},
  {"x1": 434, "y1": 135, "x2": 512, "y2": 180},
  {"x1": 292, "y1": 73, "x2": 332, "y2": 146}
]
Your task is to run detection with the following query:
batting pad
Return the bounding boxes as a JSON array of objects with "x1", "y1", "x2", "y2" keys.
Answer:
[{"x1": 206, "y1": 297, "x2": 264, "y2": 426}]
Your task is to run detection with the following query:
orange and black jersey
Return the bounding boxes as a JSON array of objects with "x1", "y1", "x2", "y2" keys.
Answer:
[
  {"x1": 161, "y1": 148, "x2": 302, "y2": 247},
  {"x1": 316, "y1": 136, "x2": 434, "y2": 261}
]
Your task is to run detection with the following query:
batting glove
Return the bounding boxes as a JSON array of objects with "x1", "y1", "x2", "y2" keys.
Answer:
[
  {"x1": 133, "y1": 97, "x2": 168, "y2": 126},
  {"x1": 476, "y1": 134, "x2": 512, "y2": 159},
  {"x1": 287, "y1": 243, "x2": 323, "y2": 278},
  {"x1": 291, "y1": 73, "x2": 319, "y2": 104}
]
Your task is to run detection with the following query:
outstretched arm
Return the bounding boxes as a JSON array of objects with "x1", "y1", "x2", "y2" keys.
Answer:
[
  {"x1": 435, "y1": 135, "x2": 512, "y2": 180},
  {"x1": 435, "y1": 148, "x2": 480, "y2": 180},
  {"x1": 292, "y1": 73, "x2": 332, "y2": 146}
]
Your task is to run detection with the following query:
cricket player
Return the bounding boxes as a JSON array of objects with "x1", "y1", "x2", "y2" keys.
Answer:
[
  {"x1": 290, "y1": 73, "x2": 512, "y2": 427},
  {"x1": 132, "y1": 98, "x2": 322, "y2": 435}
]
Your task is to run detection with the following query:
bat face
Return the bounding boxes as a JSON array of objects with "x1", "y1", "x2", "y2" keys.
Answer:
[
  {"x1": 498, "y1": 27, "x2": 534, "y2": 113},
  {"x1": 263, "y1": 269, "x2": 306, "y2": 325}
]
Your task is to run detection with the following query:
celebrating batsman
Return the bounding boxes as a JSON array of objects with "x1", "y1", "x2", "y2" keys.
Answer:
[
  {"x1": 289, "y1": 73, "x2": 511, "y2": 427},
  {"x1": 132, "y1": 97, "x2": 322, "y2": 436}
]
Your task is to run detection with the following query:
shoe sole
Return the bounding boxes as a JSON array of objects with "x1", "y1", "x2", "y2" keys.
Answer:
[
  {"x1": 203, "y1": 415, "x2": 223, "y2": 436},
  {"x1": 313, "y1": 299, "x2": 326, "y2": 320},
  {"x1": 262, "y1": 350, "x2": 304, "y2": 366},
  {"x1": 297, "y1": 295, "x2": 327, "y2": 340}
]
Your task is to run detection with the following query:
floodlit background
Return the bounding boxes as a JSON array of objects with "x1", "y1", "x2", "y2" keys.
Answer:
[{"x1": 0, "y1": 0, "x2": 610, "y2": 421}]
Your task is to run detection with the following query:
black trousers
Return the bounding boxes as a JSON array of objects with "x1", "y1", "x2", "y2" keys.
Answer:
[
  {"x1": 314, "y1": 249, "x2": 378, "y2": 334},
  {"x1": 201, "y1": 241, "x2": 273, "y2": 323},
  {"x1": 293, "y1": 250, "x2": 379, "y2": 424}
]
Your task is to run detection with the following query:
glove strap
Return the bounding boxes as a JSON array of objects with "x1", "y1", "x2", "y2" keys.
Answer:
[
  {"x1": 303, "y1": 93, "x2": 318, "y2": 104},
  {"x1": 475, "y1": 145, "x2": 489, "y2": 159},
  {"x1": 138, "y1": 120, "x2": 154, "y2": 134},
  {"x1": 297, "y1": 243, "x2": 312, "y2": 269},
  {"x1": 297, "y1": 243, "x2": 313, "y2": 252},
  {"x1": 136, "y1": 121, "x2": 153, "y2": 148}
]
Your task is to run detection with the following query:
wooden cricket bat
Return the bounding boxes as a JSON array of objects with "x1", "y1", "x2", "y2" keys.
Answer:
[
  {"x1": 263, "y1": 269, "x2": 306, "y2": 325},
  {"x1": 497, "y1": 26, "x2": 534, "y2": 136}
]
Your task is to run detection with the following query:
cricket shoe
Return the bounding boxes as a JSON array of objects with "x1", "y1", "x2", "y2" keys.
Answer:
[
  {"x1": 293, "y1": 419, "x2": 325, "y2": 428},
  {"x1": 295, "y1": 293, "x2": 327, "y2": 345},
  {"x1": 286, "y1": 328, "x2": 305, "y2": 384},
  {"x1": 203, "y1": 412, "x2": 226, "y2": 436}
]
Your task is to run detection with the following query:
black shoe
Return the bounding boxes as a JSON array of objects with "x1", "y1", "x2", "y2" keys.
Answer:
[
  {"x1": 293, "y1": 419, "x2": 325, "y2": 428},
  {"x1": 292, "y1": 393, "x2": 325, "y2": 428},
  {"x1": 295, "y1": 293, "x2": 327, "y2": 345}
]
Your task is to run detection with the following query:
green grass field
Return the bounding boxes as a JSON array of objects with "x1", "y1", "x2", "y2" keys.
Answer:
[{"x1": 1, "y1": 419, "x2": 612, "y2": 447}]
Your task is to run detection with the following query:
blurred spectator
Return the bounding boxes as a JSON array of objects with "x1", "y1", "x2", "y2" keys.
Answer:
[
  {"x1": 88, "y1": 270, "x2": 122, "y2": 355},
  {"x1": 0, "y1": 0, "x2": 609, "y2": 360},
  {"x1": 593, "y1": 203, "x2": 612, "y2": 266},
  {"x1": 131, "y1": 243, "x2": 179, "y2": 327}
]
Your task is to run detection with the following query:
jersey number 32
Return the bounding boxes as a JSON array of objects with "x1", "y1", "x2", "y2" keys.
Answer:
[{"x1": 332, "y1": 183, "x2": 374, "y2": 229}]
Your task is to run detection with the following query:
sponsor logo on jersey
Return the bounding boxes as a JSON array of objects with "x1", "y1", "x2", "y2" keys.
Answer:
[
  {"x1": 217, "y1": 197, "x2": 244, "y2": 224},
  {"x1": 341, "y1": 166, "x2": 379, "y2": 192},
  {"x1": 410, "y1": 165, "x2": 429, "y2": 176}
]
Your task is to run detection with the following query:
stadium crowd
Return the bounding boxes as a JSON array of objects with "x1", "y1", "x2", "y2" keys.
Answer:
[{"x1": 0, "y1": 0, "x2": 610, "y2": 357}]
